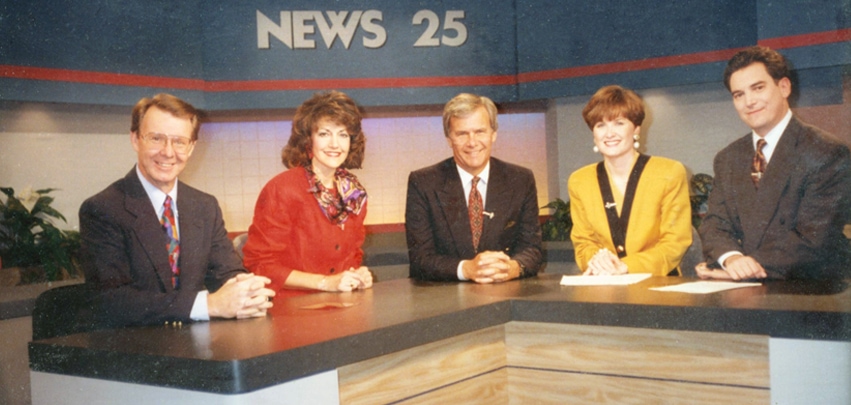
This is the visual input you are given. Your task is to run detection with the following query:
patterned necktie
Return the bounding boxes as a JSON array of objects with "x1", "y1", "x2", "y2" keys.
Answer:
[
  {"x1": 161, "y1": 196, "x2": 180, "y2": 288},
  {"x1": 751, "y1": 139, "x2": 767, "y2": 188},
  {"x1": 468, "y1": 176, "x2": 483, "y2": 251}
]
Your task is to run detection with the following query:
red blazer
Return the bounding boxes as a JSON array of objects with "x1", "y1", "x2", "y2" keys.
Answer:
[{"x1": 242, "y1": 166, "x2": 366, "y2": 296}]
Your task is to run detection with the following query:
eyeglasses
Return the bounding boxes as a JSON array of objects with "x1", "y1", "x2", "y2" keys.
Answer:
[{"x1": 140, "y1": 132, "x2": 195, "y2": 154}]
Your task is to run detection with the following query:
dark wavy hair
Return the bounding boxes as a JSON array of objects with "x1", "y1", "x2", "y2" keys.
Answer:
[
  {"x1": 282, "y1": 91, "x2": 365, "y2": 169},
  {"x1": 723, "y1": 46, "x2": 790, "y2": 92},
  {"x1": 581, "y1": 85, "x2": 645, "y2": 129},
  {"x1": 131, "y1": 93, "x2": 201, "y2": 141}
]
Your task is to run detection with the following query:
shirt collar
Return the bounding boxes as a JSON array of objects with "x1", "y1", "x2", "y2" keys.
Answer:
[
  {"x1": 135, "y1": 164, "x2": 178, "y2": 214},
  {"x1": 752, "y1": 109, "x2": 792, "y2": 161},
  {"x1": 456, "y1": 161, "x2": 491, "y2": 186}
]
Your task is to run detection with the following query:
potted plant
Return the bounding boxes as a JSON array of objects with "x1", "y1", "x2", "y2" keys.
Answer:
[
  {"x1": 541, "y1": 198, "x2": 572, "y2": 241},
  {"x1": 689, "y1": 173, "x2": 713, "y2": 228},
  {"x1": 0, "y1": 187, "x2": 81, "y2": 285}
]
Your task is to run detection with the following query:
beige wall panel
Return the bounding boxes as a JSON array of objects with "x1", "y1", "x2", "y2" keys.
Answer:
[
  {"x1": 338, "y1": 326, "x2": 506, "y2": 405},
  {"x1": 505, "y1": 322, "x2": 769, "y2": 388},
  {"x1": 507, "y1": 368, "x2": 769, "y2": 404},
  {"x1": 397, "y1": 367, "x2": 508, "y2": 405}
]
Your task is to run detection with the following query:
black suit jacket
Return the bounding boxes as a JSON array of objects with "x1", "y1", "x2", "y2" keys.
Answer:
[
  {"x1": 405, "y1": 157, "x2": 543, "y2": 281},
  {"x1": 79, "y1": 168, "x2": 245, "y2": 327},
  {"x1": 700, "y1": 117, "x2": 851, "y2": 280}
]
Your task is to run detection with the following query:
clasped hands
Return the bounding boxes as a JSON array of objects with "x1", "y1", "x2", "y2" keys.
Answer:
[
  {"x1": 695, "y1": 254, "x2": 767, "y2": 280},
  {"x1": 208, "y1": 273, "x2": 275, "y2": 319},
  {"x1": 584, "y1": 248, "x2": 628, "y2": 276},
  {"x1": 321, "y1": 266, "x2": 373, "y2": 292},
  {"x1": 462, "y1": 251, "x2": 520, "y2": 283}
]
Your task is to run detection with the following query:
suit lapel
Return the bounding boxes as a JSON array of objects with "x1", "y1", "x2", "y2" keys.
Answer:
[
  {"x1": 739, "y1": 120, "x2": 799, "y2": 252},
  {"x1": 481, "y1": 159, "x2": 507, "y2": 249},
  {"x1": 437, "y1": 160, "x2": 476, "y2": 255},
  {"x1": 730, "y1": 137, "x2": 763, "y2": 248},
  {"x1": 176, "y1": 183, "x2": 203, "y2": 287},
  {"x1": 124, "y1": 171, "x2": 178, "y2": 291}
]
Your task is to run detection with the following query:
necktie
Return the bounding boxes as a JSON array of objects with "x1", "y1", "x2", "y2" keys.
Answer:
[
  {"x1": 468, "y1": 176, "x2": 483, "y2": 251},
  {"x1": 161, "y1": 196, "x2": 180, "y2": 288},
  {"x1": 751, "y1": 139, "x2": 767, "y2": 188}
]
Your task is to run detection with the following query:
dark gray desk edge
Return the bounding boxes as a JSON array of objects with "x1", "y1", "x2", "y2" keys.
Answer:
[
  {"x1": 29, "y1": 302, "x2": 513, "y2": 394},
  {"x1": 29, "y1": 291, "x2": 850, "y2": 395}
]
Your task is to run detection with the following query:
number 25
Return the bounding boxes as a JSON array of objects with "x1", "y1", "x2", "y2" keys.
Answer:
[{"x1": 413, "y1": 10, "x2": 467, "y2": 47}]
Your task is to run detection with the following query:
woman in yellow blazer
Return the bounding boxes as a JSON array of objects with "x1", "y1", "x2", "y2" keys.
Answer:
[{"x1": 568, "y1": 85, "x2": 691, "y2": 276}]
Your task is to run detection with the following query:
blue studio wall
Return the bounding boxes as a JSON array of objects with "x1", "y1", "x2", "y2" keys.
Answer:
[{"x1": 0, "y1": 0, "x2": 848, "y2": 109}]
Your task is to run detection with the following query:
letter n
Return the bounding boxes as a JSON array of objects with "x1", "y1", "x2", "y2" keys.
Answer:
[{"x1": 257, "y1": 10, "x2": 292, "y2": 49}]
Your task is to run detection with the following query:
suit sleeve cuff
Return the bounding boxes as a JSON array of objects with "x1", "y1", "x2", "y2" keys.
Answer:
[
  {"x1": 718, "y1": 251, "x2": 743, "y2": 270},
  {"x1": 190, "y1": 290, "x2": 210, "y2": 321}
]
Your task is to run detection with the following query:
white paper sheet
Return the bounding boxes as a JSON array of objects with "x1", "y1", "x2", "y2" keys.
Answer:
[
  {"x1": 559, "y1": 273, "x2": 652, "y2": 286},
  {"x1": 649, "y1": 281, "x2": 762, "y2": 294}
]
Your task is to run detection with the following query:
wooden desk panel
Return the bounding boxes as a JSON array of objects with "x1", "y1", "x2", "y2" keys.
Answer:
[{"x1": 338, "y1": 321, "x2": 769, "y2": 404}]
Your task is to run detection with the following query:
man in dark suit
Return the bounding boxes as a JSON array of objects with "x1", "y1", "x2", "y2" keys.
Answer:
[
  {"x1": 405, "y1": 93, "x2": 542, "y2": 282},
  {"x1": 80, "y1": 93, "x2": 275, "y2": 328},
  {"x1": 698, "y1": 46, "x2": 851, "y2": 281}
]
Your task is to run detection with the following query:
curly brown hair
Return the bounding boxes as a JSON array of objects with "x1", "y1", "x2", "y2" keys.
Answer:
[{"x1": 282, "y1": 91, "x2": 365, "y2": 169}]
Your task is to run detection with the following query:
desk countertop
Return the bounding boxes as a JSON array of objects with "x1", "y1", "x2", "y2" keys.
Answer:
[{"x1": 29, "y1": 274, "x2": 851, "y2": 394}]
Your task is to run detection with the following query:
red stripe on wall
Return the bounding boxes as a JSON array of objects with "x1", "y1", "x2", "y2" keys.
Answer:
[
  {"x1": 516, "y1": 48, "x2": 745, "y2": 83},
  {"x1": 1, "y1": 29, "x2": 846, "y2": 91},
  {"x1": 758, "y1": 28, "x2": 851, "y2": 50},
  {"x1": 203, "y1": 74, "x2": 516, "y2": 91},
  {"x1": 0, "y1": 65, "x2": 205, "y2": 90}
]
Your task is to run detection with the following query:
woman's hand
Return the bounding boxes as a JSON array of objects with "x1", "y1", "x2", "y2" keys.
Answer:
[
  {"x1": 321, "y1": 266, "x2": 373, "y2": 292},
  {"x1": 584, "y1": 248, "x2": 628, "y2": 275}
]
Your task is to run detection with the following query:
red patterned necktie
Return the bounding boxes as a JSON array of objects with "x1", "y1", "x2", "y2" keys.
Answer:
[
  {"x1": 468, "y1": 177, "x2": 483, "y2": 251},
  {"x1": 161, "y1": 196, "x2": 180, "y2": 288},
  {"x1": 751, "y1": 139, "x2": 767, "y2": 188}
]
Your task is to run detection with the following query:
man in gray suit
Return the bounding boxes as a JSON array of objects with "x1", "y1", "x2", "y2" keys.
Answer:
[
  {"x1": 80, "y1": 93, "x2": 275, "y2": 328},
  {"x1": 698, "y1": 46, "x2": 851, "y2": 280},
  {"x1": 405, "y1": 93, "x2": 542, "y2": 283}
]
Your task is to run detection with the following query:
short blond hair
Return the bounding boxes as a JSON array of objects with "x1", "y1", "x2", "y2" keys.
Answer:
[{"x1": 442, "y1": 93, "x2": 498, "y2": 137}]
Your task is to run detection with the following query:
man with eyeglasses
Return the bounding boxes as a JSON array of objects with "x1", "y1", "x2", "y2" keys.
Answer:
[{"x1": 78, "y1": 93, "x2": 275, "y2": 329}]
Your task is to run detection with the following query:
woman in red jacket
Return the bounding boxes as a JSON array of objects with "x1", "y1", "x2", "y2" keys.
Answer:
[{"x1": 242, "y1": 91, "x2": 371, "y2": 296}]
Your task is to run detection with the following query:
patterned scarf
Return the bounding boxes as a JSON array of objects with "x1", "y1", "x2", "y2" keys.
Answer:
[{"x1": 305, "y1": 165, "x2": 367, "y2": 226}]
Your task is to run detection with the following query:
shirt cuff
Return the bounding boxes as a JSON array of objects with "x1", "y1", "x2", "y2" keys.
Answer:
[
  {"x1": 457, "y1": 261, "x2": 467, "y2": 281},
  {"x1": 717, "y1": 251, "x2": 743, "y2": 270},
  {"x1": 190, "y1": 290, "x2": 210, "y2": 321}
]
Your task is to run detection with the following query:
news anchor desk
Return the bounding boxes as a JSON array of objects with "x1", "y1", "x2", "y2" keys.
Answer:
[{"x1": 29, "y1": 274, "x2": 851, "y2": 404}]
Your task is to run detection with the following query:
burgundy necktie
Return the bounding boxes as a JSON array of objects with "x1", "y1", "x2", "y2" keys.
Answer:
[
  {"x1": 161, "y1": 196, "x2": 180, "y2": 288},
  {"x1": 469, "y1": 177, "x2": 483, "y2": 251},
  {"x1": 751, "y1": 139, "x2": 767, "y2": 188}
]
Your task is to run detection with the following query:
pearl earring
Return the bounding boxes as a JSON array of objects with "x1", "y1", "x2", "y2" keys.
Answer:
[
  {"x1": 633, "y1": 134, "x2": 640, "y2": 149},
  {"x1": 593, "y1": 145, "x2": 599, "y2": 153}
]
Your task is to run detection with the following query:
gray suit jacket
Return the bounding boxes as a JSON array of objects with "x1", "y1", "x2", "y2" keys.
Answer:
[
  {"x1": 405, "y1": 157, "x2": 543, "y2": 281},
  {"x1": 79, "y1": 169, "x2": 245, "y2": 327},
  {"x1": 700, "y1": 117, "x2": 851, "y2": 280}
]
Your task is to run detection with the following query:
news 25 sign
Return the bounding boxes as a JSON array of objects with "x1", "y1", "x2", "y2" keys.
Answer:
[
  {"x1": 256, "y1": 9, "x2": 468, "y2": 49},
  {"x1": 201, "y1": 2, "x2": 515, "y2": 88}
]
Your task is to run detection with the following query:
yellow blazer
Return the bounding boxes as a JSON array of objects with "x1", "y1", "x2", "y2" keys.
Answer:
[{"x1": 568, "y1": 156, "x2": 692, "y2": 276}]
